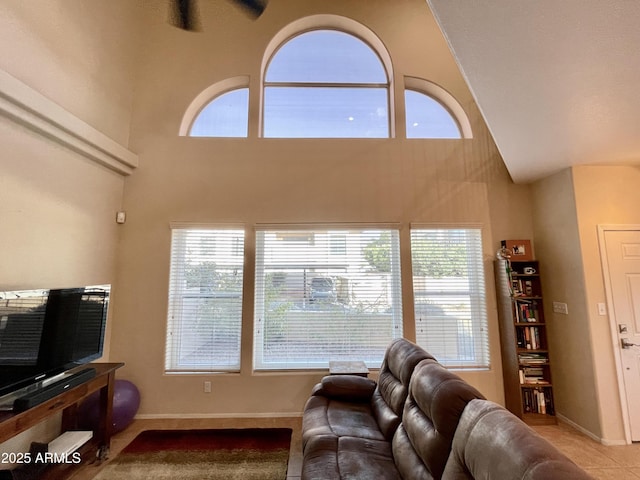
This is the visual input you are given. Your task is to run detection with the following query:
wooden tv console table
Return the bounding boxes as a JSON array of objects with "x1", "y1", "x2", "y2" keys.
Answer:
[{"x1": 0, "y1": 362, "x2": 124, "y2": 479}]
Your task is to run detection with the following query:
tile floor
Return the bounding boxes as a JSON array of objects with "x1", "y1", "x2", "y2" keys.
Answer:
[
  {"x1": 69, "y1": 416, "x2": 640, "y2": 480},
  {"x1": 532, "y1": 422, "x2": 640, "y2": 479}
]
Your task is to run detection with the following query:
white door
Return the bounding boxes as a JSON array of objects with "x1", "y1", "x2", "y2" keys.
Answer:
[{"x1": 603, "y1": 229, "x2": 640, "y2": 442}]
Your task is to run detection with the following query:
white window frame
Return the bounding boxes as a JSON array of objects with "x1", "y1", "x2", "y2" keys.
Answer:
[
  {"x1": 165, "y1": 225, "x2": 245, "y2": 373},
  {"x1": 253, "y1": 224, "x2": 403, "y2": 370},
  {"x1": 188, "y1": 87, "x2": 249, "y2": 138},
  {"x1": 179, "y1": 76, "x2": 250, "y2": 137},
  {"x1": 404, "y1": 77, "x2": 473, "y2": 139},
  {"x1": 404, "y1": 88, "x2": 462, "y2": 139},
  {"x1": 410, "y1": 226, "x2": 489, "y2": 368},
  {"x1": 260, "y1": 16, "x2": 395, "y2": 138}
]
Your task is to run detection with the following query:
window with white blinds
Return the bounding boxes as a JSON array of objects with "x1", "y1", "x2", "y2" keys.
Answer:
[
  {"x1": 411, "y1": 228, "x2": 489, "y2": 368},
  {"x1": 165, "y1": 227, "x2": 245, "y2": 372},
  {"x1": 254, "y1": 227, "x2": 403, "y2": 370}
]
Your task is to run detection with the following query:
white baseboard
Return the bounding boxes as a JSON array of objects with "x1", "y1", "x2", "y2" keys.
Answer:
[{"x1": 556, "y1": 412, "x2": 627, "y2": 446}]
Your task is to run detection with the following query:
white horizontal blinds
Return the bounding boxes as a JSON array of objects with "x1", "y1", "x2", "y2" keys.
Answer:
[
  {"x1": 165, "y1": 228, "x2": 244, "y2": 372},
  {"x1": 411, "y1": 228, "x2": 489, "y2": 368},
  {"x1": 254, "y1": 228, "x2": 403, "y2": 370},
  {"x1": 0, "y1": 290, "x2": 48, "y2": 364}
]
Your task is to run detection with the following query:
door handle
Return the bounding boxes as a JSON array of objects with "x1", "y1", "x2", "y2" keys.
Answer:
[{"x1": 621, "y1": 338, "x2": 640, "y2": 349}]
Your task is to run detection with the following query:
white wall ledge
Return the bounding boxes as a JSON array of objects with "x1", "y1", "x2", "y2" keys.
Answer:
[{"x1": 0, "y1": 69, "x2": 138, "y2": 176}]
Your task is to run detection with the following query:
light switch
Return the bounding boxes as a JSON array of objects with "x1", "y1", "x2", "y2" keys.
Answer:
[
  {"x1": 552, "y1": 302, "x2": 569, "y2": 315},
  {"x1": 597, "y1": 303, "x2": 607, "y2": 316}
]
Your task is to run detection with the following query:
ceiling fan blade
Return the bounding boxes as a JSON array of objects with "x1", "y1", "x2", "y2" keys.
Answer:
[
  {"x1": 231, "y1": 0, "x2": 267, "y2": 18},
  {"x1": 170, "y1": 0, "x2": 200, "y2": 31}
]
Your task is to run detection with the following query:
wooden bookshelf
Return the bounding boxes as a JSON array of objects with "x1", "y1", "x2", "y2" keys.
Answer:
[{"x1": 495, "y1": 259, "x2": 556, "y2": 425}]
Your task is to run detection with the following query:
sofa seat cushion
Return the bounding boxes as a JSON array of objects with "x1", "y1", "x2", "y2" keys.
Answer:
[
  {"x1": 303, "y1": 395, "x2": 386, "y2": 448},
  {"x1": 302, "y1": 434, "x2": 402, "y2": 480}
]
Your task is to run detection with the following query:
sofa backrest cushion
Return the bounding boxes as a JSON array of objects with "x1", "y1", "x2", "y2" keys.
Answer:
[
  {"x1": 442, "y1": 399, "x2": 593, "y2": 480},
  {"x1": 372, "y1": 339, "x2": 434, "y2": 440},
  {"x1": 392, "y1": 359, "x2": 485, "y2": 480}
]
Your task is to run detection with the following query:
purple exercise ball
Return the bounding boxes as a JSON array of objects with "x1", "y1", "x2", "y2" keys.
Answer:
[{"x1": 78, "y1": 379, "x2": 140, "y2": 434}]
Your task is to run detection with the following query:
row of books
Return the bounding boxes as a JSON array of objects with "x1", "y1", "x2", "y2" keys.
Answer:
[
  {"x1": 518, "y1": 352, "x2": 548, "y2": 365},
  {"x1": 513, "y1": 299, "x2": 540, "y2": 322},
  {"x1": 516, "y1": 325, "x2": 543, "y2": 349},
  {"x1": 519, "y1": 366, "x2": 549, "y2": 385},
  {"x1": 523, "y1": 387, "x2": 554, "y2": 415}
]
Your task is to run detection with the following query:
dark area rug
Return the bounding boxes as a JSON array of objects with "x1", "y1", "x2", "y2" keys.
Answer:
[{"x1": 94, "y1": 428, "x2": 292, "y2": 480}]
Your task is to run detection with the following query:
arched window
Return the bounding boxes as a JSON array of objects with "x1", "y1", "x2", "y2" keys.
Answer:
[
  {"x1": 404, "y1": 77, "x2": 472, "y2": 139},
  {"x1": 180, "y1": 76, "x2": 250, "y2": 137},
  {"x1": 405, "y1": 90, "x2": 461, "y2": 139},
  {"x1": 263, "y1": 29, "x2": 390, "y2": 138},
  {"x1": 190, "y1": 88, "x2": 249, "y2": 137}
]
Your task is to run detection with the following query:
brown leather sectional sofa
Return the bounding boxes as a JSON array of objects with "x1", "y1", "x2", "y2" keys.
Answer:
[{"x1": 301, "y1": 338, "x2": 592, "y2": 480}]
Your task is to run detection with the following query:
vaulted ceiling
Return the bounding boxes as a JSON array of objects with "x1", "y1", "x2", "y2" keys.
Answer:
[{"x1": 427, "y1": 0, "x2": 640, "y2": 183}]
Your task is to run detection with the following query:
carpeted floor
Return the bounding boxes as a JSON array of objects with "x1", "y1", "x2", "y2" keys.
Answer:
[{"x1": 93, "y1": 428, "x2": 292, "y2": 480}]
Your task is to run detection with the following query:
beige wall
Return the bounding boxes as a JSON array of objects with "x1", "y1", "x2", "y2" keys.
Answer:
[
  {"x1": 0, "y1": 112, "x2": 127, "y2": 458},
  {"x1": 532, "y1": 166, "x2": 640, "y2": 444},
  {"x1": 0, "y1": 0, "x2": 139, "y2": 459},
  {"x1": 573, "y1": 166, "x2": 640, "y2": 443},
  {"x1": 0, "y1": 0, "x2": 141, "y2": 145},
  {"x1": 111, "y1": 0, "x2": 533, "y2": 417},
  {"x1": 531, "y1": 169, "x2": 601, "y2": 436}
]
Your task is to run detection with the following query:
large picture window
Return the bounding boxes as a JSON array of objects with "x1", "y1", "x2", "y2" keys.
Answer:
[
  {"x1": 165, "y1": 227, "x2": 245, "y2": 372},
  {"x1": 411, "y1": 228, "x2": 489, "y2": 368},
  {"x1": 254, "y1": 227, "x2": 403, "y2": 369}
]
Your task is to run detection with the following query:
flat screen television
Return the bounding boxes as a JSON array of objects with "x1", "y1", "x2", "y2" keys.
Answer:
[{"x1": 0, "y1": 285, "x2": 110, "y2": 398}]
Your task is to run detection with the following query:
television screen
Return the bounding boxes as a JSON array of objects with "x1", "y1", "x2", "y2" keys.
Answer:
[{"x1": 0, "y1": 285, "x2": 109, "y2": 397}]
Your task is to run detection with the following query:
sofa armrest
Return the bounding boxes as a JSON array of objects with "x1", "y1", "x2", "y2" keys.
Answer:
[{"x1": 311, "y1": 375, "x2": 377, "y2": 402}]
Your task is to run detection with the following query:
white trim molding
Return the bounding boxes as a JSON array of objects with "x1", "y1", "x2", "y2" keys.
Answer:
[{"x1": 0, "y1": 69, "x2": 138, "y2": 175}]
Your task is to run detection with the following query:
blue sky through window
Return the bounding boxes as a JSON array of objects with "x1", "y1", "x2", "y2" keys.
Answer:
[
  {"x1": 264, "y1": 30, "x2": 389, "y2": 138},
  {"x1": 190, "y1": 88, "x2": 249, "y2": 137},
  {"x1": 264, "y1": 87, "x2": 388, "y2": 138},
  {"x1": 266, "y1": 30, "x2": 387, "y2": 84},
  {"x1": 405, "y1": 90, "x2": 460, "y2": 139}
]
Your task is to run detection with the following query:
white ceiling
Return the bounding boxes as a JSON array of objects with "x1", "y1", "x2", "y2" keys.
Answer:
[{"x1": 427, "y1": 0, "x2": 640, "y2": 183}]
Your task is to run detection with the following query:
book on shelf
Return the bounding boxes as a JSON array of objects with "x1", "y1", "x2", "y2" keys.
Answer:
[
  {"x1": 522, "y1": 387, "x2": 554, "y2": 415},
  {"x1": 518, "y1": 352, "x2": 548, "y2": 364},
  {"x1": 538, "y1": 390, "x2": 546, "y2": 414},
  {"x1": 520, "y1": 366, "x2": 549, "y2": 385},
  {"x1": 518, "y1": 325, "x2": 541, "y2": 349},
  {"x1": 513, "y1": 299, "x2": 540, "y2": 322}
]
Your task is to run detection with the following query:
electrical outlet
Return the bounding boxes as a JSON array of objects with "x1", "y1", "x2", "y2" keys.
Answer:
[
  {"x1": 204, "y1": 381, "x2": 211, "y2": 393},
  {"x1": 552, "y1": 302, "x2": 569, "y2": 315}
]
